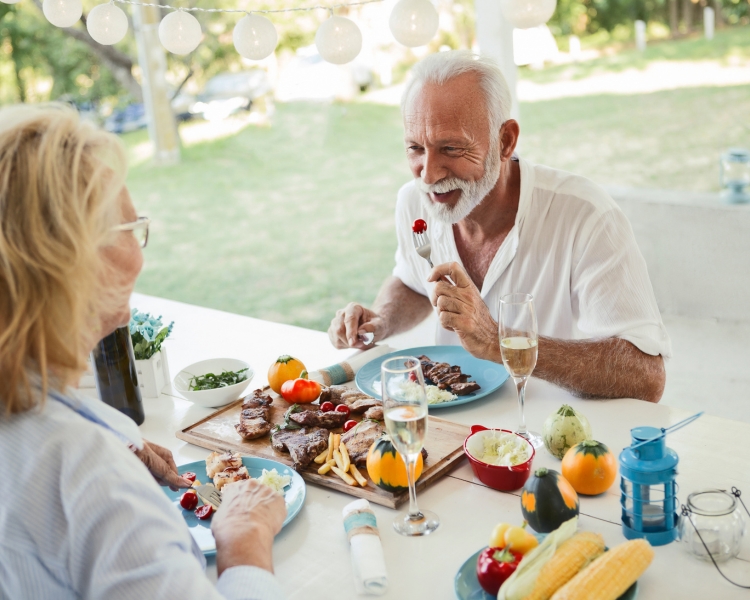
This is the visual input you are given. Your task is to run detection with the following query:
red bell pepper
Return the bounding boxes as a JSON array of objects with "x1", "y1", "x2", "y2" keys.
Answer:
[
  {"x1": 280, "y1": 370, "x2": 321, "y2": 404},
  {"x1": 476, "y1": 547, "x2": 523, "y2": 596}
]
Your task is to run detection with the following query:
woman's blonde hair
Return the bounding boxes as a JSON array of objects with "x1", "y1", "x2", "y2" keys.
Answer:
[{"x1": 0, "y1": 103, "x2": 128, "y2": 415}]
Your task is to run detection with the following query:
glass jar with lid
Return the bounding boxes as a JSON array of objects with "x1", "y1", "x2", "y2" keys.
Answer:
[{"x1": 679, "y1": 489, "x2": 747, "y2": 562}]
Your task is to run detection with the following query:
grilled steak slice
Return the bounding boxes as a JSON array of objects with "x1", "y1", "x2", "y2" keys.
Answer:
[
  {"x1": 235, "y1": 390, "x2": 274, "y2": 440},
  {"x1": 435, "y1": 372, "x2": 470, "y2": 389},
  {"x1": 288, "y1": 409, "x2": 348, "y2": 429},
  {"x1": 341, "y1": 420, "x2": 385, "y2": 465},
  {"x1": 339, "y1": 390, "x2": 382, "y2": 414},
  {"x1": 364, "y1": 406, "x2": 383, "y2": 421},
  {"x1": 271, "y1": 427, "x2": 329, "y2": 470},
  {"x1": 319, "y1": 385, "x2": 349, "y2": 406},
  {"x1": 451, "y1": 381, "x2": 481, "y2": 396}
]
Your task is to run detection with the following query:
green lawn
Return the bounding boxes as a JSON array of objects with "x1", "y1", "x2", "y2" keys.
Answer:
[{"x1": 126, "y1": 27, "x2": 750, "y2": 331}]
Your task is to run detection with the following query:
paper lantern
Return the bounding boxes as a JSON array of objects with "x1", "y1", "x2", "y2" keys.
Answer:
[
  {"x1": 315, "y1": 16, "x2": 362, "y2": 65},
  {"x1": 42, "y1": 0, "x2": 82, "y2": 28},
  {"x1": 87, "y1": 2, "x2": 128, "y2": 45},
  {"x1": 499, "y1": 0, "x2": 556, "y2": 29},
  {"x1": 159, "y1": 10, "x2": 201, "y2": 55},
  {"x1": 233, "y1": 14, "x2": 278, "y2": 60},
  {"x1": 389, "y1": 0, "x2": 439, "y2": 47}
]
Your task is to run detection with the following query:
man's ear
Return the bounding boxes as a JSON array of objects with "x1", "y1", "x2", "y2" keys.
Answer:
[{"x1": 499, "y1": 120, "x2": 520, "y2": 160}]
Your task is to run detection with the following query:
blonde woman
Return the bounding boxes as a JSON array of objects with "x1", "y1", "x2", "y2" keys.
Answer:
[{"x1": 0, "y1": 105, "x2": 286, "y2": 599}]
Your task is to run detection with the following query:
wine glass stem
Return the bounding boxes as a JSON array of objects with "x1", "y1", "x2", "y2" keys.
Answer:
[
  {"x1": 515, "y1": 376, "x2": 528, "y2": 436},
  {"x1": 406, "y1": 455, "x2": 421, "y2": 519}
]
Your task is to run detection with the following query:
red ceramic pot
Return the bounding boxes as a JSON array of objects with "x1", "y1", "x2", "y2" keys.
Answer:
[{"x1": 463, "y1": 425, "x2": 535, "y2": 491}]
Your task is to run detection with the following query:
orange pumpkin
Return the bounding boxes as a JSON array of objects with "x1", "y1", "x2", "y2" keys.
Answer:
[
  {"x1": 561, "y1": 439, "x2": 617, "y2": 496},
  {"x1": 366, "y1": 435, "x2": 424, "y2": 493}
]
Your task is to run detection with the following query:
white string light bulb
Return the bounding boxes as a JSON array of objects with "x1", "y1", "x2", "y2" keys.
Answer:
[
  {"x1": 233, "y1": 14, "x2": 278, "y2": 60},
  {"x1": 389, "y1": 0, "x2": 438, "y2": 47},
  {"x1": 159, "y1": 10, "x2": 202, "y2": 55},
  {"x1": 42, "y1": 0, "x2": 82, "y2": 27},
  {"x1": 499, "y1": 0, "x2": 557, "y2": 29},
  {"x1": 87, "y1": 2, "x2": 128, "y2": 45},
  {"x1": 315, "y1": 15, "x2": 362, "y2": 65}
]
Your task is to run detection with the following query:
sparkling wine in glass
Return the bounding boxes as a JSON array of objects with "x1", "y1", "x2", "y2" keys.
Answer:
[
  {"x1": 381, "y1": 356, "x2": 439, "y2": 536},
  {"x1": 499, "y1": 293, "x2": 542, "y2": 448}
]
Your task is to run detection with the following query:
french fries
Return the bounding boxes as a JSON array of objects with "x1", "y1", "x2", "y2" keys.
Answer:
[
  {"x1": 325, "y1": 432, "x2": 334, "y2": 463},
  {"x1": 333, "y1": 449, "x2": 345, "y2": 472},
  {"x1": 331, "y1": 465, "x2": 357, "y2": 486},
  {"x1": 314, "y1": 448, "x2": 329, "y2": 465},
  {"x1": 318, "y1": 459, "x2": 336, "y2": 475},
  {"x1": 349, "y1": 464, "x2": 368, "y2": 487},
  {"x1": 340, "y1": 441, "x2": 351, "y2": 472},
  {"x1": 333, "y1": 433, "x2": 341, "y2": 452}
]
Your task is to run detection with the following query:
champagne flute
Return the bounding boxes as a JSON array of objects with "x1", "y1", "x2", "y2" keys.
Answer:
[
  {"x1": 381, "y1": 356, "x2": 439, "y2": 536},
  {"x1": 499, "y1": 293, "x2": 542, "y2": 448}
]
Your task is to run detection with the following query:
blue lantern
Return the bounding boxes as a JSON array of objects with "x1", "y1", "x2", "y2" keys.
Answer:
[{"x1": 619, "y1": 413, "x2": 703, "y2": 546}]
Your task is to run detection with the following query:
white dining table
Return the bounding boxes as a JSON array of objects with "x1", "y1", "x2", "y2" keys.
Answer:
[{"x1": 129, "y1": 292, "x2": 750, "y2": 600}]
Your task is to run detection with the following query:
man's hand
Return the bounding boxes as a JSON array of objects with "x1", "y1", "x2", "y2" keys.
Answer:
[
  {"x1": 134, "y1": 440, "x2": 193, "y2": 491},
  {"x1": 328, "y1": 302, "x2": 387, "y2": 349},
  {"x1": 428, "y1": 262, "x2": 501, "y2": 362},
  {"x1": 212, "y1": 479, "x2": 287, "y2": 575}
]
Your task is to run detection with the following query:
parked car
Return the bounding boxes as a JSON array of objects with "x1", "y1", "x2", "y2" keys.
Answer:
[
  {"x1": 190, "y1": 70, "x2": 272, "y2": 121},
  {"x1": 104, "y1": 103, "x2": 148, "y2": 134}
]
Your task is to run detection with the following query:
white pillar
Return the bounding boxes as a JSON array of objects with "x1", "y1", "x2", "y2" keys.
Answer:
[
  {"x1": 474, "y1": 0, "x2": 519, "y2": 121},
  {"x1": 704, "y1": 7, "x2": 715, "y2": 40},
  {"x1": 132, "y1": 5, "x2": 180, "y2": 165},
  {"x1": 635, "y1": 20, "x2": 647, "y2": 52}
]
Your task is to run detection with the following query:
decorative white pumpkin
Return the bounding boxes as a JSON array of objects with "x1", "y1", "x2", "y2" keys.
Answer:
[{"x1": 542, "y1": 404, "x2": 592, "y2": 459}]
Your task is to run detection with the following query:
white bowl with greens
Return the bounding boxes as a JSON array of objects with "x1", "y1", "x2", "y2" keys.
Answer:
[{"x1": 173, "y1": 358, "x2": 254, "y2": 408}]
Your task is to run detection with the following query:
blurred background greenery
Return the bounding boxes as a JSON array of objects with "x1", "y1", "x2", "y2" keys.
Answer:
[{"x1": 3, "y1": 0, "x2": 750, "y2": 331}]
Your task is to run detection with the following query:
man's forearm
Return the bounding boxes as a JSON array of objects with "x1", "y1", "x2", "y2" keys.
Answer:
[
  {"x1": 534, "y1": 337, "x2": 666, "y2": 403},
  {"x1": 373, "y1": 276, "x2": 433, "y2": 338}
]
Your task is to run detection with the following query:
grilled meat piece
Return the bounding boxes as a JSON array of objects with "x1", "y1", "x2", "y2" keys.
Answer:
[
  {"x1": 363, "y1": 405, "x2": 383, "y2": 421},
  {"x1": 271, "y1": 427, "x2": 329, "y2": 470},
  {"x1": 451, "y1": 381, "x2": 481, "y2": 395},
  {"x1": 235, "y1": 389, "x2": 274, "y2": 440},
  {"x1": 339, "y1": 390, "x2": 382, "y2": 414},
  {"x1": 435, "y1": 372, "x2": 470, "y2": 389},
  {"x1": 214, "y1": 465, "x2": 249, "y2": 490},
  {"x1": 341, "y1": 420, "x2": 385, "y2": 465},
  {"x1": 319, "y1": 385, "x2": 349, "y2": 406},
  {"x1": 288, "y1": 409, "x2": 348, "y2": 429}
]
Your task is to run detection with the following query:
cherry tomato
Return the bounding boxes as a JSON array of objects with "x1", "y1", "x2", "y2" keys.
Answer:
[
  {"x1": 343, "y1": 420, "x2": 358, "y2": 432},
  {"x1": 335, "y1": 405, "x2": 351, "y2": 417},
  {"x1": 408, "y1": 371, "x2": 418, "y2": 382},
  {"x1": 195, "y1": 504, "x2": 214, "y2": 520},
  {"x1": 179, "y1": 490, "x2": 198, "y2": 510},
  {"x1": 320, "y1": 401, "x2": 335, "y2": 412},
  {"x1": 412, "y1": 219, "x2": 427, "y2": 234},
  {"x1": 182, "y1": 472, "x2": 197, "y2": 483}
]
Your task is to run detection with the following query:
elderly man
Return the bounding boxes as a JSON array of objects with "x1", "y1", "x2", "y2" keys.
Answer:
[{"x1": 328, "y1": 51, "x2": 670, "y2": 403}]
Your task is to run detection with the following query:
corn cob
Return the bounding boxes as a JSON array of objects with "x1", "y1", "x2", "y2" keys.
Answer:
[
  {"x1": 550, "y1": 539, "x2": 654, "y2": 600},
  {"x1": 524, "y1": 532, "x2": 605, "y2": 600}
]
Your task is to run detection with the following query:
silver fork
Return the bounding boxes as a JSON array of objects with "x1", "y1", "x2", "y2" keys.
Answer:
[
  {"x1": 412, "y1": 231, "x2": 455, "y2": 285},
  {"x1": 195, "y1": 483, "x2": 222, "y2": 509}
]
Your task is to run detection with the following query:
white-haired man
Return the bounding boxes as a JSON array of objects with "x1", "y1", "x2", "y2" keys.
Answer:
[{"x1": 328, "y1": 51, "x2": 670, "y2": 402}]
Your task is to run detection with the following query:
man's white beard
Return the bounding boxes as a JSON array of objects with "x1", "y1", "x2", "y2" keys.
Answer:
[{"x1": 416, "y1": 139, "x2": 501, "y2": 225}]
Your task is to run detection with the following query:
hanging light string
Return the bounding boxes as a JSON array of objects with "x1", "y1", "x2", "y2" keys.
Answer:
[{"x1": 109, "y1": 0, "x2": 384, "y2": 16}]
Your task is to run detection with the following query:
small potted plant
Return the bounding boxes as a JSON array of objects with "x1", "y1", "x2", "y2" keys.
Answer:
[{"x1": 129, "y1": 309, "x2": 174, "y2": 399}]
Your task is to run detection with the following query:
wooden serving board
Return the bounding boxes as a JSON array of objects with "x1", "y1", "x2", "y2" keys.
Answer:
[{"x1": 176, "y1": 391, "x2": 470, "y2": 508}]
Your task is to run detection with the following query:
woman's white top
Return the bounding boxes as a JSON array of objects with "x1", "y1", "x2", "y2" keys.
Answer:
[{"x1": 0, "y1": 388, "x2": 285, "y2": 600}]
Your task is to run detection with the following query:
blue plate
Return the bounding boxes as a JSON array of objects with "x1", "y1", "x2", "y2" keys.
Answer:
[
  {"x1": 454, "y1": 547, "x2": 639, "y2": 600},
  {"x1": 163, "y1": 456, "x2": 306, "y2": 557},
  {"x1": 356, "y1": 346, "x2": 509, "y2": 409}
]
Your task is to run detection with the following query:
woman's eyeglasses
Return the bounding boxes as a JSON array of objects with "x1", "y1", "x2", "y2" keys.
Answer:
[{"x1": 113, "y1": 216, "x2": 150, "y2": 249}]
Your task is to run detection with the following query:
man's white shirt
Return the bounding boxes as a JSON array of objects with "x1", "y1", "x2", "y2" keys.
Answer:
[{"x1": 393, "y1": 156, "x2": 672, "y2": 358}]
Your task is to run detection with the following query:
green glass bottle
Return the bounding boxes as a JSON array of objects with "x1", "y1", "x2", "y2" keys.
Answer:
[{"x1": 92, "y1": 325, "x2": 145, "y2": 425}]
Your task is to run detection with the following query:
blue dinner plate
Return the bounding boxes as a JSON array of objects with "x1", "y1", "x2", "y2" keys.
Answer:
[
  {"x1": 163, "y1": 456, "x2": 306, "y2": 557},
  {"x1": 356, "y1": 346, "x2": 509, "y2": 409},
  {"x1": 454, "y1": 547, "x2": 639, "y2": 600}
]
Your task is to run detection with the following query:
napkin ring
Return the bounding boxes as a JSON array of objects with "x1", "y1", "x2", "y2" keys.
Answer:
[
  {"x1": 318, "y1": 362, "x2": 355, "y2": 386},
  {"x1": 344, "y1": 509, "x2": 379, "y2": 542}
]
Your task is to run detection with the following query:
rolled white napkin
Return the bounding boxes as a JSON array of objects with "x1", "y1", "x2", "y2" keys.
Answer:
[
  {"x1": 310, "y1": 344, "x2": 394, "y2": 386},
  {"x1": 342, "y1": 499, "x2": 388, "y2": 596}
]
